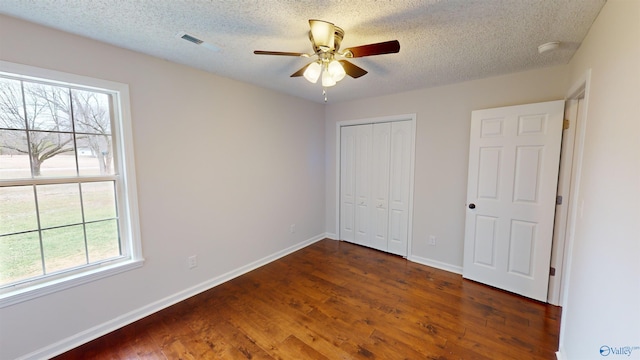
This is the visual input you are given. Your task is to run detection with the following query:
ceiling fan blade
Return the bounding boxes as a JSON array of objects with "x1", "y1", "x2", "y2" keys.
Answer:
[
  {"x1": 343, "y1": 40, "x2": 400, "y2": 58},
  {"x1": 254, "y1": 50, "x2": 308, "y2": 56},
  {"x1": 339, "y1": 60, "x2": 368, "y2": 78},
  {"x1": 291, "y1": 63, "x2": 311, "y2": 77},
  {"x1": 309, "y1": 19, "x2": 335, "y2": 51}
]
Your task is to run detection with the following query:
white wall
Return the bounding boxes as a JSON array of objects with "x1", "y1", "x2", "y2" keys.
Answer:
[
  {"x1": 0, "y1": 15, "x2": 326, "y2": 360},
  {"x1": 2, "y1": 1, "x2": 638, "y2": 358},
  {"x1": 325, "y1": 66, "x2": 569, "y2": 270},
  {"x1": 559, "y1": 0, "x2": 640, "y2": 358}
]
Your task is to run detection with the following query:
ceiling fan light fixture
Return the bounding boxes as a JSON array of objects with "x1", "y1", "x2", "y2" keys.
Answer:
[
  {"x1": 322, "y1": 68, "x2": 337, "y2": 87},
  {"x1": 303, "y1": 61, "x2": 322, "y2": 83},
  {"x1": 255, "y1": 19, "x2": 400, "y2": 99},
  {"x1": 328, "y1": 60, "x2": 346, "y2": 82}
]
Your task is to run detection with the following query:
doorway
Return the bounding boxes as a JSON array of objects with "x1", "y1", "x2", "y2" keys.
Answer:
[{"x1": 548, "y1": 72, "x2": 591, "y2": 306}]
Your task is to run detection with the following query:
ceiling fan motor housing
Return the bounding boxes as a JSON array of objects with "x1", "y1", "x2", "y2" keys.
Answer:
[{"x1": 309, "y1": 23, "x2": 344, "y2": 53}]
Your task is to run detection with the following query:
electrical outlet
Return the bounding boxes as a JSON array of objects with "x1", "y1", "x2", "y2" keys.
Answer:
[
  {"x1": 187, "y1": 255, "x2": 197, "y2": 269},
  {"x1": 290, "y1": 224, "x2": 296, "y2": 234},
  {"x1": 428, "y1": 235, "x2": 437, "y2": 246}
]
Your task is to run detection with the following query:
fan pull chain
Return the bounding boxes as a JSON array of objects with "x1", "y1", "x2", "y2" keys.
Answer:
[{"x1": 323, "y1": 88, "x2": 328, "y2": 102}]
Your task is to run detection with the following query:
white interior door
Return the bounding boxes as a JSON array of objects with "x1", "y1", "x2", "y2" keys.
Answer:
[{"x1": 463, "y1": 100, "x2": 564, "y2": 302}]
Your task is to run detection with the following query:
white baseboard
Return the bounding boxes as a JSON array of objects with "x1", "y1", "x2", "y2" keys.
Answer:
[
  {"x1": 19, "y1": 234, "x2": 327, "y2": 360},
  {"x1": 325, "y1": 232, "x2": 338, "y2": 240},
  {"x1": 408, "y1": 254, "x2": 463, "y2": 275},
  {"x1": 556, "y1": 346, "x2": 567, "y2": 360}
]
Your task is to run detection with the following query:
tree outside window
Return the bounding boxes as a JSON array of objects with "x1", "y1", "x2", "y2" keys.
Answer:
[{"x1": 0, "y1": 76, "x2": 121, "y2": 288}]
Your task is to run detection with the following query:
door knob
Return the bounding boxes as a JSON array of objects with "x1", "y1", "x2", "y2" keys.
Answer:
[{"x1": 468, "y1": 203, "x2": 476, "y2": 209}]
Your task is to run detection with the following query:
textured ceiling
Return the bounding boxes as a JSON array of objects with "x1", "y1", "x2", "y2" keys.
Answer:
[{"x1": 0, "y1": 0, "x2": 606, "y2": 104}]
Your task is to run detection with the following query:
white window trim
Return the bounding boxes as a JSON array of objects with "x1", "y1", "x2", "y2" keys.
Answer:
[{"x1": 0, "y1": 61, "x2": 144, "y2": 308}]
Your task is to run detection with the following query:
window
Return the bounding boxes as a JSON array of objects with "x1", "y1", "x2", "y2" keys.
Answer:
[{"x1": 0, "y1": 61, "x2": 142, "y2": 307}]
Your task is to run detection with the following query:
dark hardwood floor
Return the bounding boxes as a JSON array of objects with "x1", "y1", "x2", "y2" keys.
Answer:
[{"x1": 54, "y1": 239, "x2": 561, "y2": 359}]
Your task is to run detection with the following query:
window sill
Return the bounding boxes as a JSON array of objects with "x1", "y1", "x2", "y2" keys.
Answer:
[{"x1": 0, "y1": 258, "x2": 144, "y2": 308}]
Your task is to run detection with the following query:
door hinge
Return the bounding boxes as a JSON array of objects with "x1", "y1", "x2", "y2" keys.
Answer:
[
  {"x1": 550, "y1": 267, "x2": 556, "y2": 276},
  {"x1": 556, "y1": 195, "x2": 563, "y2": 205},
  {"x1": 563, "y1": 119, "x2": 570, "y2": 130}
]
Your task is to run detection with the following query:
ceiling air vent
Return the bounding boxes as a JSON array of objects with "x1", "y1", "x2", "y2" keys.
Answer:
[
  {"x1": 175, "y1": 31, "x2": 220, "y2": 52},
  {"x1": 179, "y1": 32, "x2": 204, "y2": 45}
]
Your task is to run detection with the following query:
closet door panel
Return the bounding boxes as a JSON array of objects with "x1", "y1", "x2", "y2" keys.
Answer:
[
  {"x1": 371, "y1": 123, "x2": 391, "y2": 251},
  {"x1": 388, "y1": 121, "x2": 412, "y2": 256},
  {"x1": 354, "y1": 125, "x2": 373, "y2": 246},
  {"x1": 340, "y1": 126, "x2": 357, "y2": 242}
]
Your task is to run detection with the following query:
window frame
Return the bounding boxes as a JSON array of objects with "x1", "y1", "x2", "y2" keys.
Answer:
[{"x1": 0, "y1": 61, "x2": 143, "y2": 308}]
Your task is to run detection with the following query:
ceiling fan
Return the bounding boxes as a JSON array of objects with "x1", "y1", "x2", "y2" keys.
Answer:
[{"x1": 254, "y1": 19, "x2": 400, "y2": 100}]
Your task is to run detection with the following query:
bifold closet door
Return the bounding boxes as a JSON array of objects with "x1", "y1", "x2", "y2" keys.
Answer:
[
  {"x1": 340, "y1": 124, "x2": 373, "y2": 246},
  {"x1": 387, "y1": 121, "x2": 411, "y2": 256},
  {"x1": 370, "y1": 123, "x2": 391, "y2": 252},
  {"x1": 340, "y1": 125, "x2": 357, "y2": 243},
  {"x1": 354, "y1": 125, "x2": 373, "y2": 246},
  {"x1": 340, "y1": 121, "x2": 411, "y2": 256}
]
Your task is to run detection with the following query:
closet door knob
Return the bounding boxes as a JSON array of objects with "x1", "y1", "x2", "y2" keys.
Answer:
[{"x1": 468, "y1": 203, "x2": 476, "y2": 209}]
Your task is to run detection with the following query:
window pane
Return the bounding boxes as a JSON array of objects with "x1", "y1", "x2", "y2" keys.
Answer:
[
  {"x1": 0, "y1": 78, "x2": 26, "y2": 130},
  {"x1": 81, "y1": 181, "x2": 116, "y2": 221},
  {"x1": 23, "y1": 82, "x2": 72, "y2": 132},
  {"x1": 86, "y1": 220, "x2": 120, "y2": 262},
  {"x1": 29, "y1": 131, "x2": 76, "y2": 177},
  {"x1": 0, "y1": 231, "x2": 43, "y2": 286},
  {"x1": 37, "y1": 183, "x2": 82, "y2": 228},
  {"x1": 0, "y1": 129, "x2": 30, "y2": 179},
  {"x1": 71, "y1": 89, "x2": 111, "y2": 135},
  {"x1": 0, "y1": 185, "x2": 38, "y2": 235},
  {"x1": 0, "y1": 66, "x2": 136, "y2": 297},
  {"x1": 42, "y1": 225, "x2": 86, "y2": 273},
  {"x1": 77, "y1": 134, "x2": 114, "y2": 176}
]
